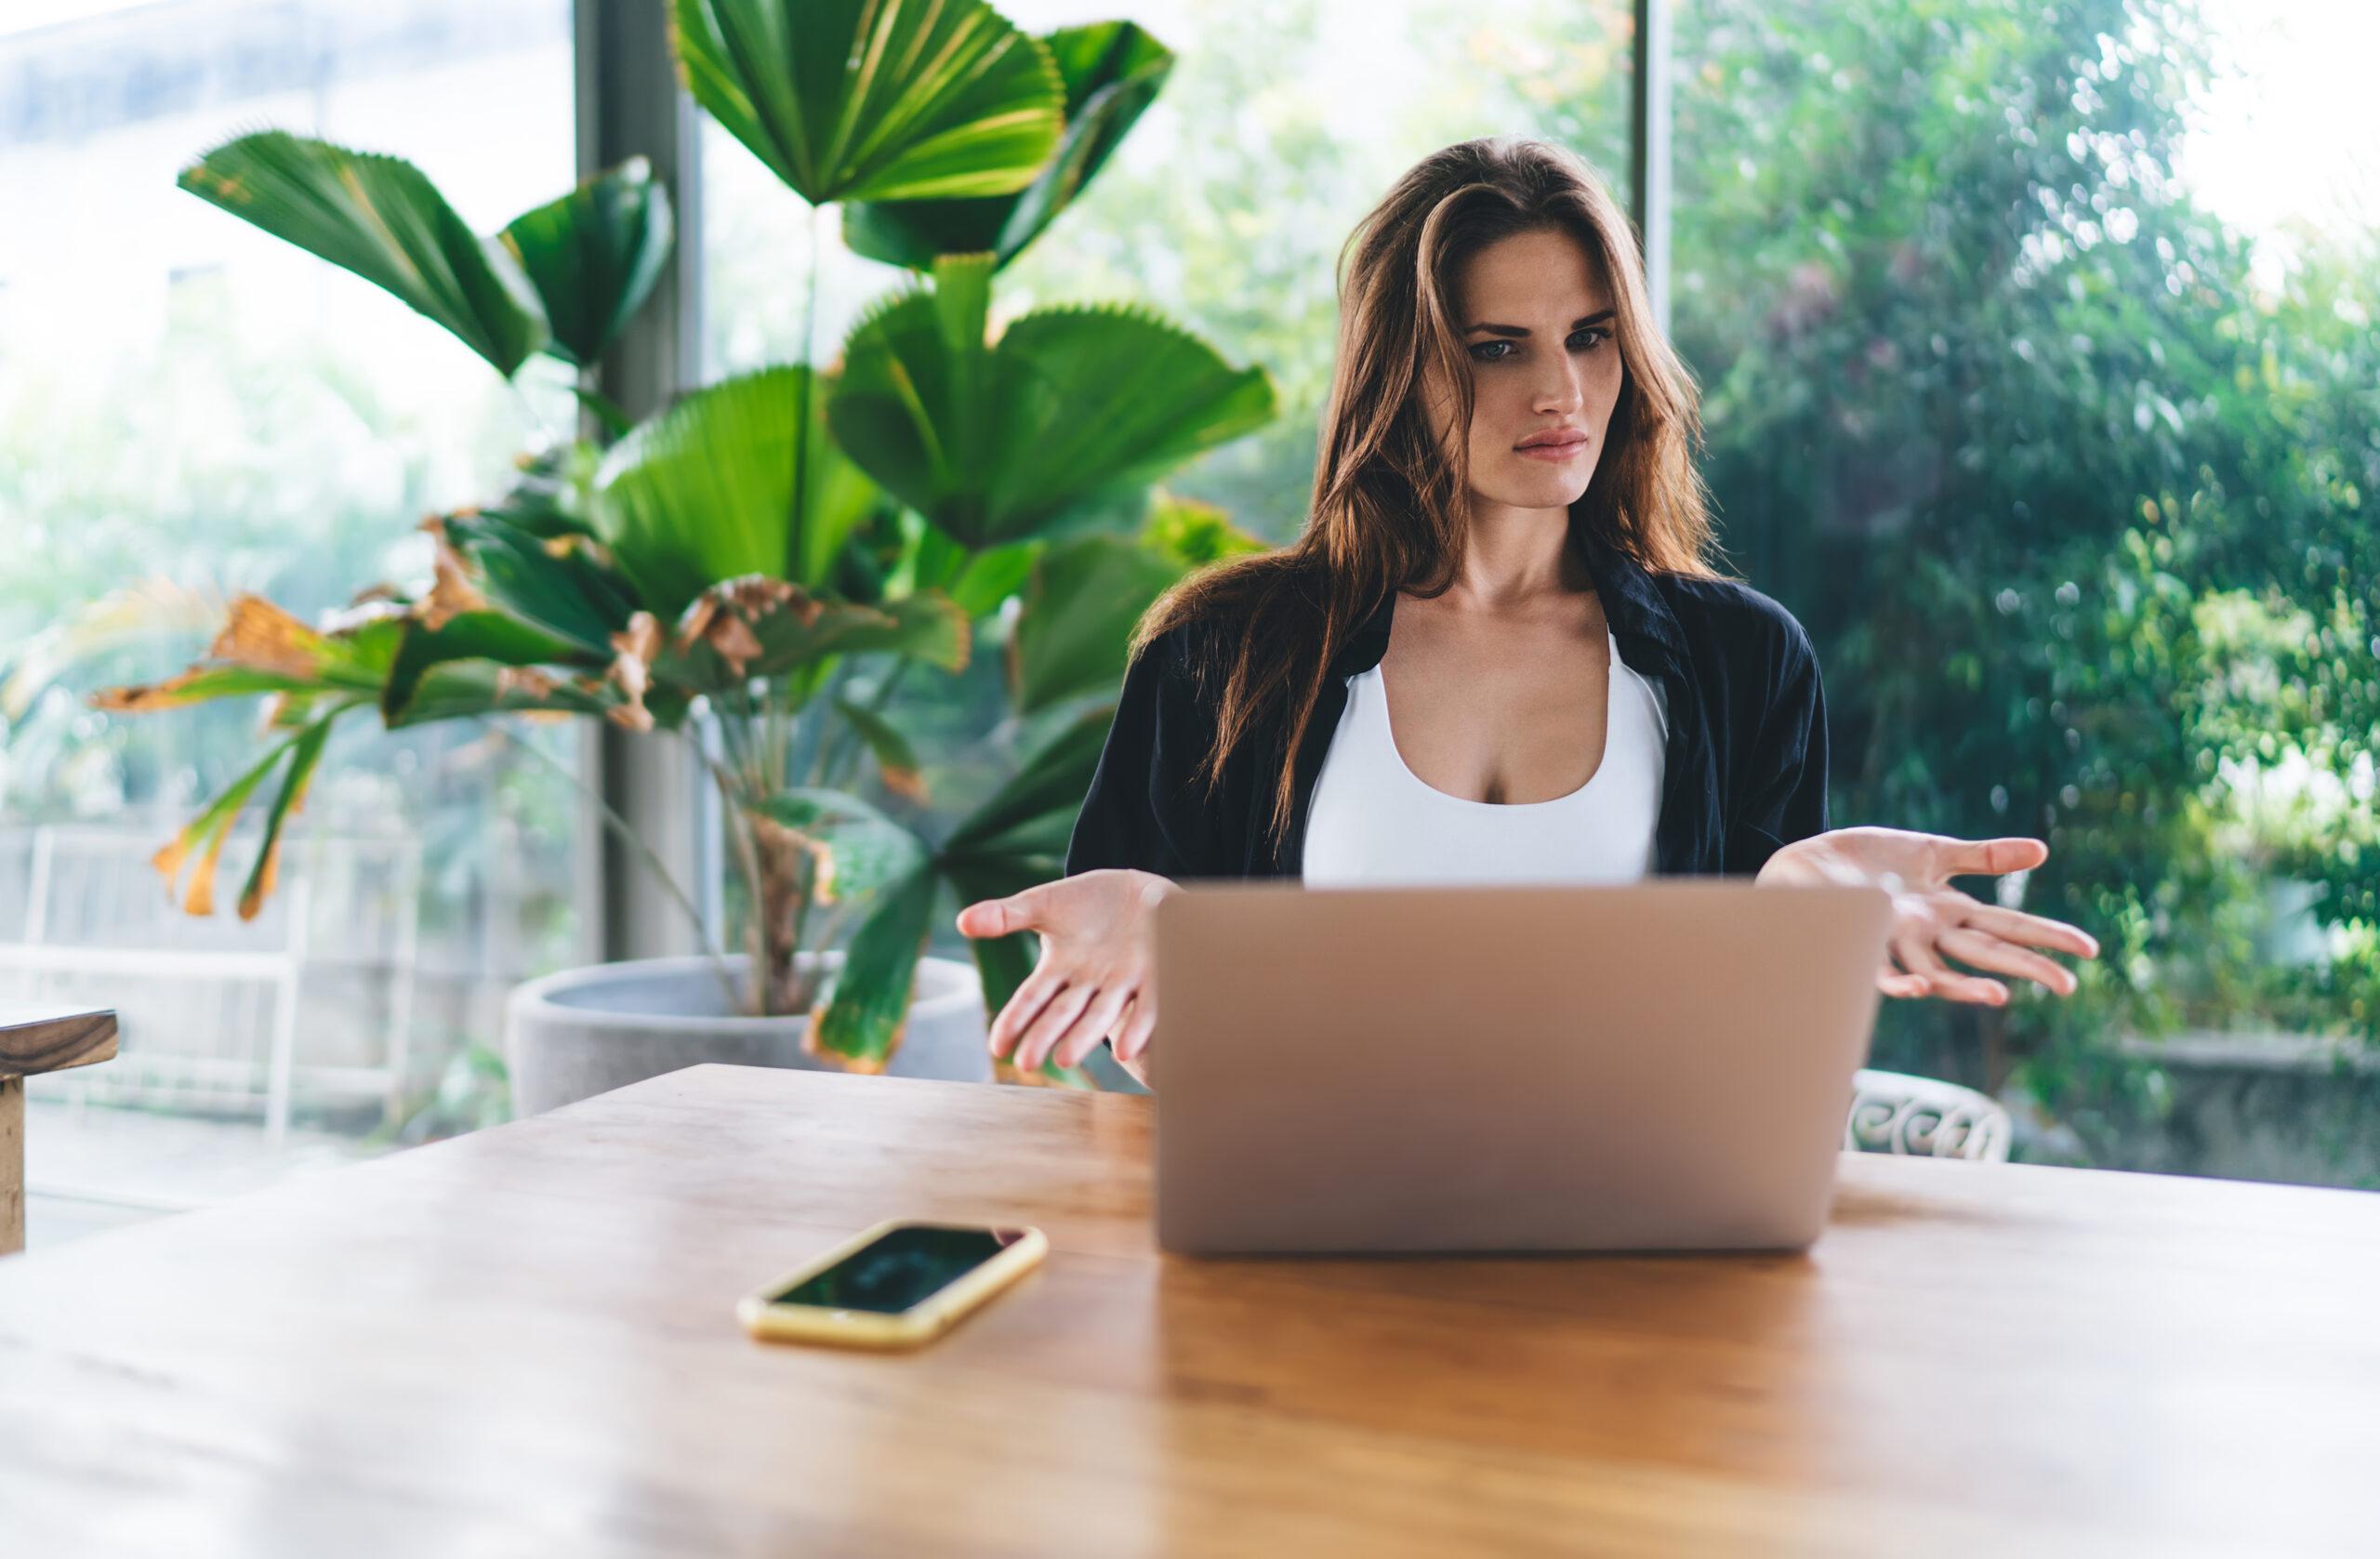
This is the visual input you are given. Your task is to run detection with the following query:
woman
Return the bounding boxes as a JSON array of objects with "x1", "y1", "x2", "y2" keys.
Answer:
[{"x1": 958, "y1": 136, "x2": 2098, "y2": 1087}]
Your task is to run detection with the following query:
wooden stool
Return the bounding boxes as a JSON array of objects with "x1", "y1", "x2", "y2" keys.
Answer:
[{"x1": 2, "y1": 1004, "x2": 120, "y2": 1255}]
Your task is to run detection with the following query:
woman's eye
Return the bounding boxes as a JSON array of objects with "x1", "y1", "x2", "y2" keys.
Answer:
[{"x1": 1467, "y1": 329, "x2": 1609, "y2": 364}]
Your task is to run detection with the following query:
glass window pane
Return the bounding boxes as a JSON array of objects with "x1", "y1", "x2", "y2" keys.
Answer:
[
  {"x1": 0, "y1": 0, "x2": 581, "y2": 1169},
  {"x1": 1668, "y1": 0, "x2": 2380, "y2": 1185}
]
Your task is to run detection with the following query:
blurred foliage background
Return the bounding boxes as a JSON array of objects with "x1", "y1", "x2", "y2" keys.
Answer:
[
  {"x1": 1657, "y1": 0, "x2": 2377, "y2": 1174},
  {"x1": 5, "y1": 0, "x2": 2372, "y2": 1175},
  {"x1": 965, "y1": 0, "x2": 2379, "y2": 1175}
]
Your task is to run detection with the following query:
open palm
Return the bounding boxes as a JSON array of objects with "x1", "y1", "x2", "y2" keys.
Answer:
[{"x1": 1757, "y1": 826, "x2": 2100, "y2": 1005}]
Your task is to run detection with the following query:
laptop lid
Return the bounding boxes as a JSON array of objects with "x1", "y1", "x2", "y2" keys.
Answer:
[{"x1": 1152, "y1": 880, "x2": 1895, "y2": 1256}]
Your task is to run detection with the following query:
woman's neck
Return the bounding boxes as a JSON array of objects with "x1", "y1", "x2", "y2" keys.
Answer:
[{"x1": 1431, "y1": 502, "x2": 1591, "y2": 612}]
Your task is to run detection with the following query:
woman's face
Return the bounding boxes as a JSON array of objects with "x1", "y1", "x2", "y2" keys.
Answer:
[{"x1": 1423, "y1": 226, "x2": 1624, "y2": 513}]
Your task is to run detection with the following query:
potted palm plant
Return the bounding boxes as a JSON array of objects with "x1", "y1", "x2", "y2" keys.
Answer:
[{"x1": 94, "y1": 1, "x2": 1275, "y2": 1108}]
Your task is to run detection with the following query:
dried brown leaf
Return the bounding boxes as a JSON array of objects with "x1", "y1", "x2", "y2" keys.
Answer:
[
  {"x1": 494, "y1": 667, "x2": 561, "y2": 700},
  {"x1": 92, "y1": 668, "x2": 211, "y2": 713},
  {"x1": 602, "y1": 611, "x2": 661, "y2": 731},
  {"x1": 209, "y1": 595, "x2": 325, "y2": 677},
  {"x1": 417, "y1": 516, "x2": 488, "y2": 631}
]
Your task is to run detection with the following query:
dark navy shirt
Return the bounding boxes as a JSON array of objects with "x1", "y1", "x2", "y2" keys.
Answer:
[{"x1": 1064, "y1": 527, "x2": 1831, "y2": 882}]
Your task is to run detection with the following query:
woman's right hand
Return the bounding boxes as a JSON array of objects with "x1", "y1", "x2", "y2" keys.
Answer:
[{"x1": 955, "y1": 868, "x2": 1176, "y2": 1082}]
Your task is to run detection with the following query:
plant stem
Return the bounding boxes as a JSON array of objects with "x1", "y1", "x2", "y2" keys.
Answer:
[
  {"x1": 477, "y1": 718, "x2": 739, "y2": 1011},
  {"x1": 805, "y1": 195, "x2": 824, "y2": 380},
  {"x1": 719, "y1": 773, "x2": 771, "y2": 1017},
  {"x1": 818, "y1": 655, "x2": 916, "y2": 791},
  {"x1": 795, "y1": 660, "x2": 849, "y2": 785},
  {"x1": 712, "y1": 686, "x2": 763, "y2": 798},
  {"x1": 789, "y1": 195, "x2": 824, "y2": 590},
  {"x1": 763, "y1": 680, "x2": 791, "y2": 795}
]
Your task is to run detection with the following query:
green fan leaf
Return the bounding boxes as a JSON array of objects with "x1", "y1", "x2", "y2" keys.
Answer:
[
  {"x1": 803, "y1": 852, "x2": 938, "y2": 1072},
  {"x1": 773, "y1": 707, "x2": 1112, "y2": 1082},
  {"x1": 830, "y1": 259, "x2": 1277, "y2": 547},
  {"x1": 385, "y1": 661, "x2": 631, "y2": 729},
  {"x1": 941, "y1": 538, "x2": 1044, "y2": 618},
  {"x1": 843, "y1": 20, "x2": 1175, "y2": 271},
  {"x1": 742, "y1": 590, "x2": 972, "y2": 679},
  {"x1": 940, "y1": 702, "x2": 1114, "y2": 873},
  {"x1": 991, "y1": 303, "x2": 1278, "y2": 511},
  {"x1": 442, "y1": 513, "x2": 641, "y2": 655},
  {"x1": 381, "y1": 610, "x2": 589, "y2": 722},
  {"x1": 151, "y1": 709, "x2": 360, "y2": 920},
  {"x1": 91, "y1": 664, "x2": 322, "y2": 713},
  {"x1": 654, "y1": 586, "x2": 968, "y2": 693},
  {"x1": 178, "y1": 130, "x2": 547, "y2": 376},
  {"x1": 233, "y1": 713, "x2": 337, "y2": 921},
  {"x1": 498, "y1": 156, "x2": 675, "y2": 368},
  {"x1": 594, "y1": 364, "x2": 876, "y2": 621},
  {"x1": 942, "y1": 862, "x2": 1041, "y2": 1017},
  {"x1": 478, "y1": 441, "x2": 605, "y2": 543},
  {"x1": 831, "y1": 695, "x2": 927, "y2": 801},
  {"x1": 1141, "y1": 488, "x2": 1268, "y2": 569},
  {"x1": 1008, "y1": 533, "x2": 1188, "y2": 714},
  {"x1": 671, "y1": 0, "x2": 1064, "y2": 205},
  {"x1": 937, "y1": 856, "x2": 1091, "y2": 1090},
  {"x1": 754, "y1": 787, "x2": 905, "y2": 833},
  {"x1": 92, "y1": 595, "x2": 405, "y2": 719},
  {"x1": 938, "y1": 711, "x2": 1115, "y2": 1089}
]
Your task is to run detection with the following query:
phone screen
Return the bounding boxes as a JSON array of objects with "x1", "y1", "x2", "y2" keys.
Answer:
[{"x1": 767, "y1": 1225, "x2": 1031, "y2": 1315}]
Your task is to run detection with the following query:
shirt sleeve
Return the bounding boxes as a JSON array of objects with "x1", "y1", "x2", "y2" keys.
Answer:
[
  {"x1": 1063, "y1": 625, "x2": 1234, "y2": 880},
  {"x1": 1722, "y1": 616, "x2": 1831, "y2": 877}
]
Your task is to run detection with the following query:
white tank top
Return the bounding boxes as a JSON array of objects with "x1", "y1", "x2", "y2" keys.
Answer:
[{"x1": 1302, "y1": 628, "x2": 1667, "y2": 887}]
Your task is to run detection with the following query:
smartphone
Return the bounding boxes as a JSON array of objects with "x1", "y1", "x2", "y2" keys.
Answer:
[{"x1": 736, "y1": 1219, "x2": 1048, "y2": 1350}]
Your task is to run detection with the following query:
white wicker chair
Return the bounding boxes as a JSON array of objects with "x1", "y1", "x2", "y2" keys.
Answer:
[{"x1": 1845, "y1": 1068, "x2": 2011, "y2": 1161}]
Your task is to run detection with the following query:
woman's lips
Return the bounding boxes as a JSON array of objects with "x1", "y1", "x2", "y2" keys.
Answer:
[{"x1": 1515, "y1": 436, "x2": 1588, "y2": 461}]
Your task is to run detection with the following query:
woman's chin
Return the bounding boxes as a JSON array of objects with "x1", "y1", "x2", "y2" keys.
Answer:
[{"x1": 1481, "y1": 466, "x2": 1595, "y2": 509}]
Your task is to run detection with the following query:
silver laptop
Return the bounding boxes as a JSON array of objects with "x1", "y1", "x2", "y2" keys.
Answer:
[{"x1": 1151, "y1": 879, "x2": 1895, "y2": 1256}]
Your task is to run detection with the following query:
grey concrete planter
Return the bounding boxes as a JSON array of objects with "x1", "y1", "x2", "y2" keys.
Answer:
[{"x1": 505, "y1": 952, "x2": 988, "y2": 1116}]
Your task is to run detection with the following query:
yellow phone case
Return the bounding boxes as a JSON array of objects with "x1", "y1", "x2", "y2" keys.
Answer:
[{"x1": 736, "y1": 1219, "x2": 1048, "y2": 1350}]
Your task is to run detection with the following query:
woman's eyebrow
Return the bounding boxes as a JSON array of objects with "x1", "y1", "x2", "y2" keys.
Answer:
[{"x1": 1463, "y1": 310, "x2": 1617, "y2": 336}]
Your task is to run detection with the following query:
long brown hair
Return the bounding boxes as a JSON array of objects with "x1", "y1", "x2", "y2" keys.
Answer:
[{"x1": 1137, "y1": 135, "x2": 1726, "y2": 846}]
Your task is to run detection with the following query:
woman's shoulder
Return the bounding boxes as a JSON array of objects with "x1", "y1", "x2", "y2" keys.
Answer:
[
  {"x1": 1128, "y1": 552, "x2": 1307, "y2": 683},
  {"x1": 1130, "y1": 610, "x2": 1240, "y2": 691},
  {"x1": 1647, "y1": 571, "x2": 1818, "y2": 672},
  {"x1": 1135, "y1": 610, "x2": 1236, "y2": 664}
]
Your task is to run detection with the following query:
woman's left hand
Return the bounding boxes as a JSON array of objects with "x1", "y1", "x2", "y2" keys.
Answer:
[{"x1": 1754, "y1": 826, "x2": 2100, "y2": 1005}]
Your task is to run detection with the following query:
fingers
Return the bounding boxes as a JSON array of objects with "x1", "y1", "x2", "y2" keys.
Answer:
[
  {"x1": 1941, "y1": 835, "x2": 2049, "y2": 879},
  {"x1": 986, "y1": 965, "x2": 1065, "y2": 1061},
  {"x1": 954, "y1": 896, "x2": 1016, "y2": 940},
  {"x1": 1052, "y1": 983, "x2": 1137, "y2": 1071},
  {"x1": 1889, "y1": 922, "x2": 2008, "y2": 1006},
  {"x1": 955, "y1": 881, "x2": 1055, "y2": 941},
  {"x1": 1937, "y1": 926, "x2": 2079, "y2": 996},
  {"x1": 1960, "y1": 902, "x2": 2100, "y2": 959},
  {"x1": 1010, "y1": 980, "x2": 1101, "y2": 1075},
  {"x1": 1115, "y1": 995, "x2": 1157, "y2": 1061},
  {"x1": 1875, "y1": 961, "x2": 1931, "y2": 999}
]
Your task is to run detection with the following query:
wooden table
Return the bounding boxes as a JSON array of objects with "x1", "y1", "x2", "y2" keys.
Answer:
[
  {"x1": 1, "y1": 1003, "x2": 118, "y2": 1254},
  {"x1": 3, "y1": 1064, "x2": 2376, "y2": 1557}
]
